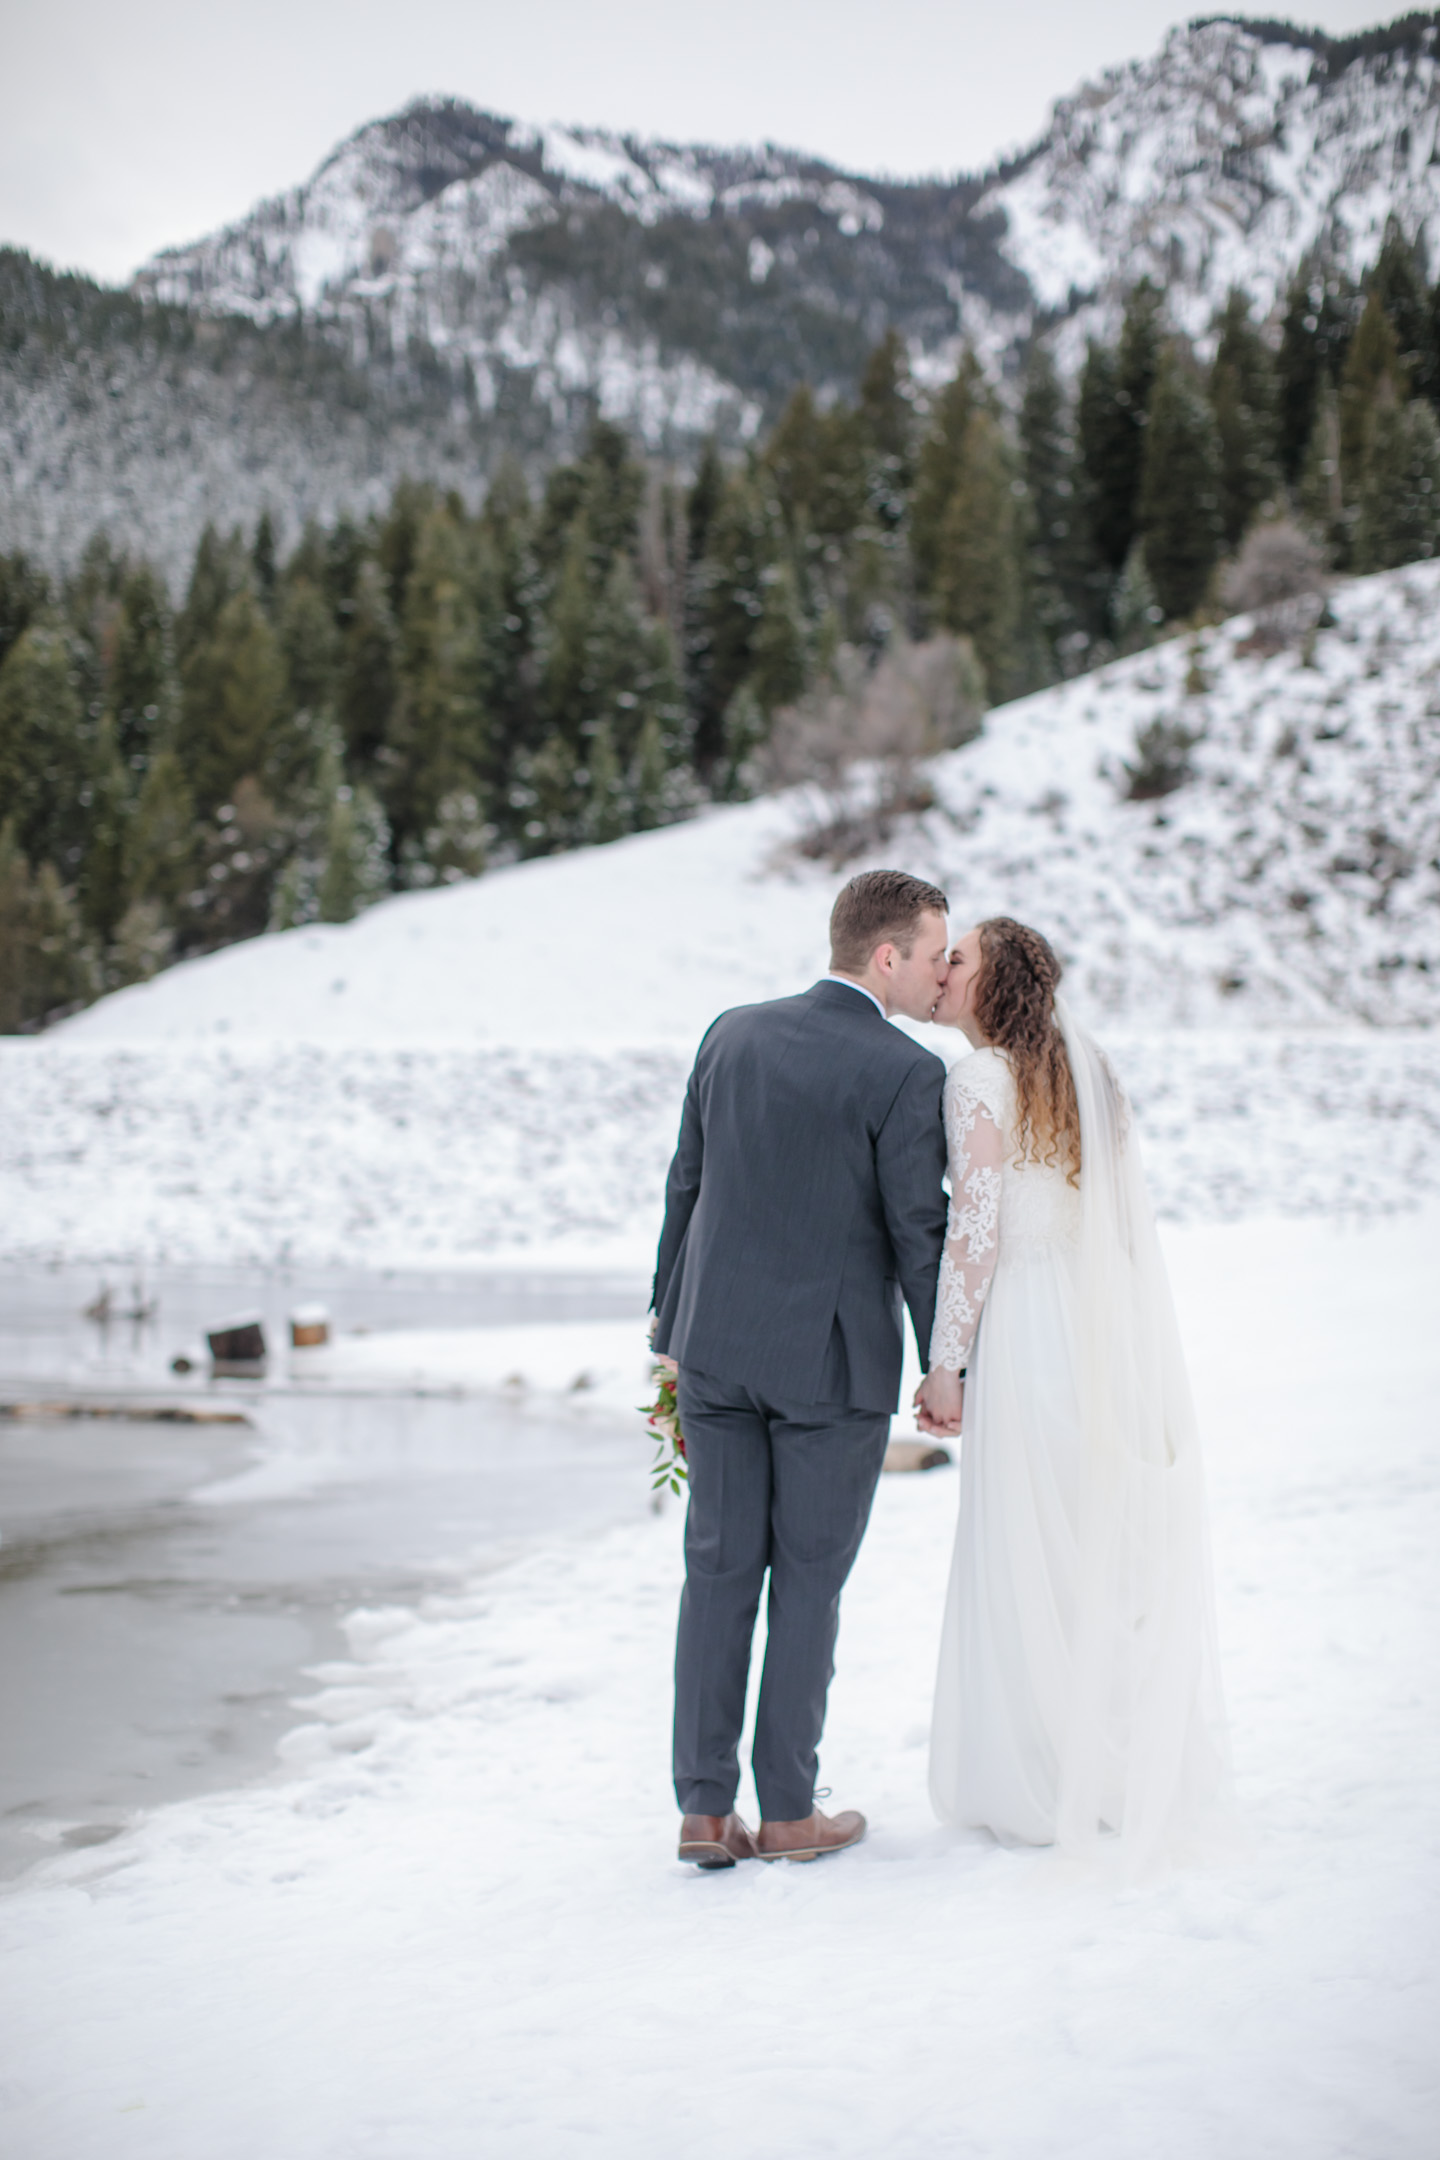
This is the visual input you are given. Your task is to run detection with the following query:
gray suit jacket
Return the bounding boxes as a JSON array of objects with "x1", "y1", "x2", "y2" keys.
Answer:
[{"x1": 651, "y1": 979, "x2": 949, "y2": 1413}]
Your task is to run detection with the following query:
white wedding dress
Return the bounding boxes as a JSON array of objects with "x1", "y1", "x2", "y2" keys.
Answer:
[{"x1": 928, "y1": 1001, "x2": 1229, "y2": 1867}]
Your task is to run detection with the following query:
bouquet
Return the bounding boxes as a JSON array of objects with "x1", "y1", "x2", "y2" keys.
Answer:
[{"x1": 642, "y1": 1360, "x2": 688, "y2": 1495}]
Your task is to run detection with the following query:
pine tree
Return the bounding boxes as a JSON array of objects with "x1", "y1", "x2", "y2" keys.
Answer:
[
  {"x1": 540, "y1": 517, "x2": 600, "y2": 746},
  {"x1": 77, "y1": 719, "x2": 131, "y2": 944},
  {"x1": 1078, "y1": 280, "x2": 1165, "y2": 582},
  {"x1": 1111, "y1": 544, "x2": 1163, "y2": 654},
  {"x1": 763, "y1": 386, "x2": 866, "y2": 553},
  {"x1": 109, "y1": 898, "x2": 174, "y2": 988},
  {"x1": 251, "y1": 511, "x2": 279, "y2": 611},
  {"x1": 277, "y1": 573, "x2": 339, "y2": 720},
  {"x1": 176, "y1": 587, "x2": 288, "y2": 815},
  {"x1": 175, "y1": 525, "x2": 249, "y2": 668},
  {"x1": 1369, "y1": 223, "x2": 1438, "y2": 402},
  {"x1": 1339, "y1": 292, "x2": 1405, "y2": 503},
  {"x1": 856, "y1": 330, "x2": 917, "y2": 529},
  {"x1": 933, "y1": 406, "x2": 1021, "y2": 700},
  {"x1": 64, "y1": 533, "x2": 126, "y2": 720},
  {"x1": 337, "y1": 559, "x2": 398, "y2": 771},
  {"x1": 1138, "y1": 345, "x2": 1223, "y2": 621},
  {"x1": 1353, "y1": 387, "x2": 1440, "y2": 570},
  {"x1": 682, "y1": 443, "x2": 727, "y2": 759},
  {"x1": 629, "y1": 711, "x2": 677, "y2": 829},
  {"x1": 714, "y1": 684, "x2": 767, "y2": 802},
  {"x1": 516, "y1": 733, "x2": 585, "y2": 854},
  {"x1": 108, "y1": 563, "x2": 176, "y2": 774},
  {"x1": 384, "y1": 505, "x2": 487, "y2": 866},
  {"x1": 316, "y1": 781, "x2": 392, "y2": 920},
  {"x1": 1299, "y1": 375, "x2": 1346, "y2": 558},
  {"x1": 123, "y1": 749, "x2": 199, "y2": 919},
  {"x1": 0, "y1": 551, "x2": 50, "y2": 674},
  {"x1": 0, "y1": 621, "x2": 92, "y2": 874},
  {"x1": 1276, "y1": 263, "x2": 1356, "y2": 484},
  {"x1": 0, "y1": 823, "x2": 98, "y2": 1031},
  {"x1": 693, "y1": 473, "x2": 792, "y2": 769},
  {"x1": 376, "y1": 479, "x2": 440, "y2": 621},
  {"x1": 580, "y1": 720, "x2": 626, "y2": 846},
  {"x1": 748, "y1": 557, "x2": 809, "y2": 716},
  {"x1": 1017, "y1": 339, "x2": 1090, "y2": 671},
  {"x1": 1209, "y1": 289, "x2": 1280, "y2": 550},
  {"x1": 471, "y1": 475, "x2": 541, "y2": 830},
  {"x1": 911, "y1": 352, "x2": 985, "y2": 604},
  {"x1": 0, "y1": 819, "x2": 31, "y2": 1032}
]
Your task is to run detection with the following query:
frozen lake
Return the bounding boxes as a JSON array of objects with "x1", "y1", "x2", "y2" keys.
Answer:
[{"x1": 0, "y1": 1264, "x2": 652, "y2": 1879}]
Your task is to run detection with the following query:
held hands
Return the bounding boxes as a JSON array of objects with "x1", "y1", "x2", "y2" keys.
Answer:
[
  {"x1": 914, "y1": 1367, "x2": 964, "y2": 1439},
  {"x1": 647, "y1": 1315, "x2": 679, "y2": 1377}
]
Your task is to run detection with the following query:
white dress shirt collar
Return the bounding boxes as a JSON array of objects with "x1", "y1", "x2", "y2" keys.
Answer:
[{"x1": 824, "y1": 972, "x2": 887, "y2": 1020}]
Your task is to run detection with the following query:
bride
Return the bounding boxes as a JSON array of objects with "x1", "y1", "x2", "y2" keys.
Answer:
[{"x1": 914, "y1": 918, "x2": 1230, "y2": 1867}]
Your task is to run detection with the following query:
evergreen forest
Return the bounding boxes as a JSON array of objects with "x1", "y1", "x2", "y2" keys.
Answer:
[{"x1": 5, "y1": 225, "x2": 1440, "y2": 1030}]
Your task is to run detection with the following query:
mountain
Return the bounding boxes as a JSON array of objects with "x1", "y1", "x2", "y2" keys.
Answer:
[{"x1": 4, "y1": 14, "x2": 1440, "y2": 581}]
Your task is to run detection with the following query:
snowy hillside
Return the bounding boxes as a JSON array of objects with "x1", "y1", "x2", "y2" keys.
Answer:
[
  {"x1": 54, "y1": 560, "x2": 1440, "y2": 1046},
  {"x1": 3, "y1": 560, "x2": 1436, "y2": 1269}
]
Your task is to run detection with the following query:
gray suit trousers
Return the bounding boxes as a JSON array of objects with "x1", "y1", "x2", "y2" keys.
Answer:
[{"x1": 672, "y1": 1367, "x2": 890, "y2": 1823}]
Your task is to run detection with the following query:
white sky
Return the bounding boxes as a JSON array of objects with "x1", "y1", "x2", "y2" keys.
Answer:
[{"x1": 0, "y1": 0, "x2": 1400, "y2": 284}]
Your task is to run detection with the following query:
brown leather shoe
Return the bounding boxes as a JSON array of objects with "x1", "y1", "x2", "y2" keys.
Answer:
[
  {"x1": 677, "y1": 1812, "x2": 760, "y2": 1869},
  {"x1": 756, "y1": 1806, "x2": 867, "y2": 1862}
]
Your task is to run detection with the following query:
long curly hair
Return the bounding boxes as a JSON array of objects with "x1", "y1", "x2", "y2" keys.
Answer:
[{"x1": 972, "y1": 918, "x2": 1080, "y2": 1184}]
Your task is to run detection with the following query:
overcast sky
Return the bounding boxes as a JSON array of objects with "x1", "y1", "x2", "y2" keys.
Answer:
[{"x1": 0, "y1": 0, "x2": 1400, "y2": 284}]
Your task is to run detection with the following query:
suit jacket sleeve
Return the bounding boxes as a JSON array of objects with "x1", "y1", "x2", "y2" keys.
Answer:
[
  {"x1": 651, "y1": 1055, "x2": 705, "y2": 1315},
  {"x1": 873, "y1": 1054, "x2": 949, "y2": 1367}
]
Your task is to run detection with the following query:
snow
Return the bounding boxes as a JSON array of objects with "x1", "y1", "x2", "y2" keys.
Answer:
[
  {"x1": 2, "y1": 1029, "x2": 1437, "y2": 1273},
  {"x1": 3, "y1": 582, "x2": 1437, "y2": 2155},
  {"x1": 1, "y1": 1204, "x2": 1435, "y2": 2158},
  {"x1": 0, "y1": 562, "x2": 1432, "y2": 1273},
  {"x1": 137, "y1": 19, "x2": 1440, "y2": 393},
  {"x1": 53, "y1": 563, "x2": 1440, "y2": 1049},
  {"x1": 982, "y1": 18, "x2": 1440, "y2": 356}
]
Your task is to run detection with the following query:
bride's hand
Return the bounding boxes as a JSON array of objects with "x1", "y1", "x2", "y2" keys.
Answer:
[{"x1": 915, "y1": 1368, "x2": 963, "y2": 1437}]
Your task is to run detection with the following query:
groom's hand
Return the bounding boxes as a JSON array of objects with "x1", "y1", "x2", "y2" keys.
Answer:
[{"x1": 915, "y1": 1368, "x2": 963, "y2": 1437}]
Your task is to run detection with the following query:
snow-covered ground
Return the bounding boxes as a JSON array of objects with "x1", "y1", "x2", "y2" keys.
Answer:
[
  {"x1": 1, "y1": 564, "x2": 1434, "y2": 1271},
  {"x1": 3, "y1": 571, "x2": 1437, "y2": 2151},
  {"x1": 1, "y1": 1029, "x2": 1437, "y2": 1271},
  {"x1": 1, "y1": 1205, "x2": 1435, "y2": 2159}
]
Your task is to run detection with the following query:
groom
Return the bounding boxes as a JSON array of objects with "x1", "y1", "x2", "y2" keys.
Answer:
[{"x1": 652, "y1": 870, "x2": 952, "y2": 1867}]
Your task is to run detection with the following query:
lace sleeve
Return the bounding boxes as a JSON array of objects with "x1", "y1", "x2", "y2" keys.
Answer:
[{"x1": 928, "y1": 1077, "x2": 1004, "y2": 1373}]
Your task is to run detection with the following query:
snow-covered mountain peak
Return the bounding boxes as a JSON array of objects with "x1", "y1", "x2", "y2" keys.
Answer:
[
  {"x1": 125, "y1": 13, "x2": 1440, "y2": 458},
  {"x1": 985, "y1": 15, "x2": 1440, "y2": 356},
  {"x1": 11, "y1": 17, "x2": 1440, "y2": 587}
]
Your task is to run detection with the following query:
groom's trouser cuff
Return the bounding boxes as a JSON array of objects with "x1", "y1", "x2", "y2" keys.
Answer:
[{"x1": 672, "y1": 1369, "x2": 888, "y2": 1821}]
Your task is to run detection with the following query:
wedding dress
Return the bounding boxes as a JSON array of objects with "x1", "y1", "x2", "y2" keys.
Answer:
[{"x1": 928, "y1": 1000, "x2": 1229, "y2": 1868}]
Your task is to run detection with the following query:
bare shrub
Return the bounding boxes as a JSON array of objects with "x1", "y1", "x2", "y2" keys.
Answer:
[
  {"x1": 1123, "y1": 717, "x2": 1200, "y2": 801},
  {"x1": 1221, "y1": 521, "x2": 1330, "y2": 654},
  {"x1": 766, "y1": 636, "x2": 985, "y2": 865}
]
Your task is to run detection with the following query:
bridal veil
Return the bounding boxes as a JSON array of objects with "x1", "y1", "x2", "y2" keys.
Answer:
[{"x1": 1050, "y1": 995, "x2": 1230, "y2": 1867}]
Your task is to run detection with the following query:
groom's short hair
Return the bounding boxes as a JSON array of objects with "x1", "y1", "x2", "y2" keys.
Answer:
[{"x1": 829, "y1": 870, "x2": 949, "y2": 973}]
